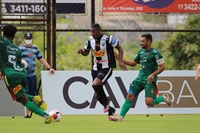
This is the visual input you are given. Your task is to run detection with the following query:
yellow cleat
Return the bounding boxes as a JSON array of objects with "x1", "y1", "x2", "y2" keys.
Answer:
[
  {"x1": 33, "y1": 95, "x2": 47, "y2": 111},
  {"x1": 45, "y1": 115, "x2": 54, "y2": 124}
]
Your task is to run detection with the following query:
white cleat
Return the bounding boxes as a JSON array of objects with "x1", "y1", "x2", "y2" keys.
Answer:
[
  {"x1": 109, "y1": 116, "x2": 123, "y2": 122},
  {"x1": 163, "y1": 94, "x2": 173, "y2": 107}
]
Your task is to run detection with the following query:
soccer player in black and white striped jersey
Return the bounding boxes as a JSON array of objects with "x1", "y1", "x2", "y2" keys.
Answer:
[{"x1": 78, "y1": 23, "x2": 127, "y2": 119}]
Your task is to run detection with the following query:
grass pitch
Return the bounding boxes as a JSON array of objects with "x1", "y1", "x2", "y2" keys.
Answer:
[{"x1": 0, "y1": 114, "x2": 199, "y2": 133}]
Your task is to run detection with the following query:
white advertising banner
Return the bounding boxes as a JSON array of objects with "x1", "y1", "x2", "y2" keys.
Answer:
[{"x1": 41, "y1": 70, "x2": 200, "y2": 115}]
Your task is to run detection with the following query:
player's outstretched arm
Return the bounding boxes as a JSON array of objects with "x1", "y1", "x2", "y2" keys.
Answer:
[
  {"x1": 115, "y1": 44, "x2": 127, "y2": 70},
  {"x1": 114, "y1": 52, "x2": 137, "y2": 67},
  {"x1": 195, "y1": 64, "x2": 200, "y2": 80},
  {"x1": 77, "y1": 48, "x2": 89, "y2": 56}
]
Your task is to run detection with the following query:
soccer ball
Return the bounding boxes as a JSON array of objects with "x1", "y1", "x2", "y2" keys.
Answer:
[{"x1": 49, "y1": 109, "x2": 62, "y2": 122}]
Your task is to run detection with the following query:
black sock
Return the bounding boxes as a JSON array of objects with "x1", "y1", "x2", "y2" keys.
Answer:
[
  {"x1": 92, "y1": 85, "x2": 109, "y2": 107},
  {"x1": 108, "y1": 106, "x2": 116, "y2": 116},
  {"x1": 92, "y1": 85, "x2": 106, "y2": 97},
  {"x1": 97, "y1": 97, "x2": 104, "y2": 106}
]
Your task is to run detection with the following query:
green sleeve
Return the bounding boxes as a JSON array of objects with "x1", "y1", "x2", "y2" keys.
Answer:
[{"x1": 133, "y1": 50, "x2": 140, "y2": 63}]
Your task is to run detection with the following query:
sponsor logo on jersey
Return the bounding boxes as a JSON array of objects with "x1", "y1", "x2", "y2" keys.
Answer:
[
  {"x1": 111, "y1": 37, "x2": 117, "y2": 44},
  {"x1": 140, "y1": 57, "x2": 147, "y2": 63},
  {"x1": 101, "y1": 42, "x2": 106, "y2": 46},
  {"x1": 96, "y1": 60, "x2": 107, "y2": 64},
  {"x1": 28, "y1": 52, "x2": 33, "y2": 57},
  {"x1": 13, "y1": 85, "x2": 22, "y2": 94},
  {"x1": 94, "y1": 50, "x2": 105, "y2": 57}
]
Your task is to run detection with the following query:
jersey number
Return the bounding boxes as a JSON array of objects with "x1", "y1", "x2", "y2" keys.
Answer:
[{"x1": 8, "y1": 55, "x2": 23, "y2": 71}]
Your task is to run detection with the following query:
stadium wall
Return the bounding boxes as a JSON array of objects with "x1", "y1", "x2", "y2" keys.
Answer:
[
  {"x1": 0, "y1": 81, "x2": 24, "y2": 116},
  {"x1": 41, "y1": 70, "x2": 200, "y2": 115}
]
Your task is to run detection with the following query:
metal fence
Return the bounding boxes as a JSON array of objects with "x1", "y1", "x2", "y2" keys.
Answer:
[{"x1": 1, "y1": 0, "x2": 200, "y2": 71}]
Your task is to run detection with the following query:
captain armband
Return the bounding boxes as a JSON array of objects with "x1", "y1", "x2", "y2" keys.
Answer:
[{"x1": 156, "y1": 58, "x2": 164, "y2": 65}]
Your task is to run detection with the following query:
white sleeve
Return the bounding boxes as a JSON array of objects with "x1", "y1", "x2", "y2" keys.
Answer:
[{"x1": 108, "y1": 36, "x2": 119, "y2": 47}]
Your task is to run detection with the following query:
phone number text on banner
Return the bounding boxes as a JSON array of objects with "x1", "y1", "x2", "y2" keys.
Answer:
[{"x1": 102, "y1": 0, "x2": 200, "y2": 13}]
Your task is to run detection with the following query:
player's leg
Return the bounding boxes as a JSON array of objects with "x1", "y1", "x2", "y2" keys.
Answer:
[
  {"x1": 145, "y1": 83, "x2": 173, "y2": 107},
  {"x1": 92, "y1": 68, "x2": 113, "y2": 113},
  {"x1": 120, "y1": 79, "x2": 143, "y2": 118},
  {"x1": 17, "y1": 94, "x2": 53, "y2": 124},
  {"x1": 4, "y1": 74, "x2": 53, "y2": 124},
  {"x1": 108, "y1": 106, "x2": 116, "y2": 117},
  {"x1": 110, "y1": 78, "x2": 143, "y2": 121},
  {"x1": 25, "y1": 94, "x2": 47, "y2": 110},
  {"x1": 145, "y1": 82, "x2": 158, "y2": 106},
  {"x1": 101, "y1": 68, "x2": 114, "y2": 113},
  {"x1": 146, "y1": 84, "x2": 160, "y2": 117},
  {"x1": 25, "y1": 76, "x2": 47, "y2": 110}
]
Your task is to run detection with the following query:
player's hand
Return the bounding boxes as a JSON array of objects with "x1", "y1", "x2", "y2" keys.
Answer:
[
  {"x1": 147, "y1": 74, "x2": 154, "y2": 83},
  {"x1": 77, "y1": 48, "x2": 84, "y2": 54},
  {"x1": 49, "y1": 68, "x2": 55, "y2": 74},
  {"x1": 114, "y1": 52, "x2": 119, "y2": 61},
  {"x1": 195, "y1": 76, "x2": 198, "y2": 80},
  {"x1": 119, "y1": 61, "x2": 127, "y2": 71},
  {"x1": 0, "y1": 72, "x2": 4, "y2": 80}
]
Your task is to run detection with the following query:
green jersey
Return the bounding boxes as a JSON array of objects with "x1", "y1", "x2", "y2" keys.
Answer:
[
  {"x1": 134, "y1": 48, "x2": 164, "y2": 83},
  {"x1": 0, "y1": 35, "x2": 26, "y2": 76}
]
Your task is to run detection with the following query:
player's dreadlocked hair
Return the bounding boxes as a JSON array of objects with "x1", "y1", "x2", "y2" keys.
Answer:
[{"x1": 3, "y1": 25, "x2": 17, "y2": 38}]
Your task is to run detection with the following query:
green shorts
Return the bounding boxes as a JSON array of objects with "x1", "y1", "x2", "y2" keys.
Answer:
[
  {"x1": 129, "y1": 78, "x2": 156, "y2": 98},
  {"x1": 4, "y1": 73, "x2": 28, "y2": 100}
]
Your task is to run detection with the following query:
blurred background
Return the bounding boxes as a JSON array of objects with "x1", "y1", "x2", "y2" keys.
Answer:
[{"x1": 0, "y1": 0, "x2": 199, "y2": 76}]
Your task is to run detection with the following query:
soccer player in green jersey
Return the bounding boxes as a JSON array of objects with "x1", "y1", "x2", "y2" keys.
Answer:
[
  {"x1": 0, "y1": 25, "x2": 53, "y2": 124},
  {"x1": 109, "y1": 34, "x2": 173, "y2": 121}
]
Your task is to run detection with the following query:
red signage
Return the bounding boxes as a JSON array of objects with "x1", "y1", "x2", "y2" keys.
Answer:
[{"x1": 102, "y1": 0, "x2": 200, "y2": 13}]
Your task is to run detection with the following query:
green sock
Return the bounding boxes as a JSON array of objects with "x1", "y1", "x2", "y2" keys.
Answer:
[
  {"x1": 153, "y1": 96, "x2": 164, "y2": 105},
  {"x1": 120, "y1": 99, "x2": 132, "y2": 118},
  {"x1": 26, "y1": 94, "x2": 34, "y2": 101},
  {"x1": 25, "y1": 100, "x2": 46, "y2": 117}
]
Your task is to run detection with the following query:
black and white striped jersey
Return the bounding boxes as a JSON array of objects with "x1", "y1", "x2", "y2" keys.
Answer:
[{"x1": 84, "y1": 34, "x2": 119, "y2": 71}]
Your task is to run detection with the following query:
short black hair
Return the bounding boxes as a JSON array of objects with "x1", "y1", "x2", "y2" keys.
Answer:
[
  {"x1": 3, "y1": 25, "x2": 17, "y2": 38},
  {"x1": 141, "y1": 34, "x2": 152, "y2": 43},
  {"x1": 91, "y1": 23, "x2": 101, "y2": 30}
]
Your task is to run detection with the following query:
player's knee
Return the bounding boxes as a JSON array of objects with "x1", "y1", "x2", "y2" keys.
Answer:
[
  {"x1": 126, "y1": 93, "x2": 134, "y2": 100},
  {"x1": 145, "y1": 98, "x2": 153, "y2": 106},
  {"x1": 92, "y1": 78, "x2": 102, "y2": 86},
  {"x1": 16, "y1": 94, "x2": 28, "y2": 105}
]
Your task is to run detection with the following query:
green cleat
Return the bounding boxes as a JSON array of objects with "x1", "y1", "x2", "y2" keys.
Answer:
[{"x1": 33, "y1": 95, "x2": 47, "y2": 111}]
